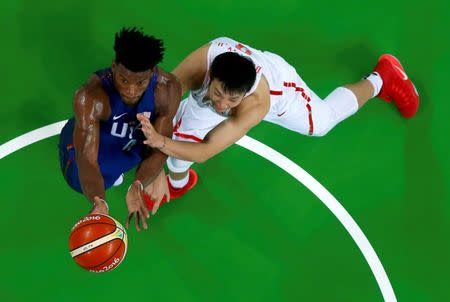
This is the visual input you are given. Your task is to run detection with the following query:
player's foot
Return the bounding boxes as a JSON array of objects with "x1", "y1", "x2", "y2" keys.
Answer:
[
  {"x1": 144, "y1": 169, "x2": 198, "y2": 211},
  {"x1": 373, "y1": 54, "x2": 419, "y2": 118}
]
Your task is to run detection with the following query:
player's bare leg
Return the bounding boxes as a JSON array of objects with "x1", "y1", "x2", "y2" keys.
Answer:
[
  {"x1": 169, "y1": 170, "x2": 189, "y2": 181},
  {"x1": 344, "y1": 79, "x2": 375, "y2": 109}
]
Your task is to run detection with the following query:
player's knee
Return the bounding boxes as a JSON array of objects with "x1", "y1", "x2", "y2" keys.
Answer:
[{"x1": 309, "y1": 105, "x2": 337, "y2": 137}]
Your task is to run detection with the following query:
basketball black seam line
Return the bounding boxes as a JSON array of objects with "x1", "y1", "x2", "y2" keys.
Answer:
[{"x1": 86, "y1": 239, "x2": 124, "y2": 270}]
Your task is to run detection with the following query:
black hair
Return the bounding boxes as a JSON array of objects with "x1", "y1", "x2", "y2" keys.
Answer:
[
  {"x1": 114, "y1": 27, "x2": 164, "y2": 72},
  {"x1": 209, "y1": 52, "x2": 256, "y2": 94}
]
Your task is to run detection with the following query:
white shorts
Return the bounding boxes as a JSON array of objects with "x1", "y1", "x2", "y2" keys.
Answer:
[
  {"x1": 261, "y1": 51, "x2": 338, "y2": 137},
  {"x1": 166, "y1": 96, "x2": 227, "y2": 172}
]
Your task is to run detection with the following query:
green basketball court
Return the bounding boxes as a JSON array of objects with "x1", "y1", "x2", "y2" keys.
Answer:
[{"x1": 1, "y1": 1, "x2": 449, "y2": 301}]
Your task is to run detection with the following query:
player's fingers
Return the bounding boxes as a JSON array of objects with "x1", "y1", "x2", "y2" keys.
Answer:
[
  {"x1": 137, "y1": 183, "x2": 144, "y2": 199},
  {"x1": 141, "y1": 127, "x2": 153, "y2": 139},
  {"x1": 140, "y1": 210, "x2": 148, "y2": 230},
  {"x1": 152, "y1": 199, "x2": 161, "y2": 216},
  {"x1": 136, "y1": 113, "x2": 145, "y2": 123},
  {"x1": 141, "y1": 202, "x2": 150, "y2": 219},
  {"x1": 145, "y1": 119, "x2": 154, "y2": 129},
  {"x1": 137, "y1": 187, "x2": 149, "y2": 218},
  {"x1": 139, "y1": 114, "x2": 151, "y2": 126},
  {"x1": 126, "y1": 213, "x2": 132, "y2": 229},
  {"x1": 139, "y1": 119, "x2": 147, "y2": 128},
  {"x1": 137, "y1": 114, "x2": 151, "y2": 128},
  {"x1": 135, "y1": 212, "x2": 141, "y2": 232},
  {"x1": 165, "y1": 191, "x2": 171, "y2": 203}
]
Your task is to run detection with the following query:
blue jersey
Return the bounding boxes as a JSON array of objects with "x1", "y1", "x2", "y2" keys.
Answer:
[{"x1": 58, "y1": 68, "x2": 158, "y2": 193}]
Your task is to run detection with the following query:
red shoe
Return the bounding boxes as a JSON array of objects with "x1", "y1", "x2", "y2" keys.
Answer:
[
  {"x1": 373, "y1": 54, "x2": 419, "y2": 118},
  {"x1": 144, "y1": 169, "x2": 198, "y2": 211}
]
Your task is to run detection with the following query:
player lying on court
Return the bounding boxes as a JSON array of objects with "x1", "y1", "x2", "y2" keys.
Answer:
[
  {"x1": 138, "y1": 37, "x2": 419, "y2": 213},
  {"x1": 58, "y1": 27, "x2": 181, "y2": 230}
]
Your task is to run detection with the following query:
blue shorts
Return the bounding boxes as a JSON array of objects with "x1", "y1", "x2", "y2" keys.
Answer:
[
  {"x1": 58, "y1": 141, "x2": 83, "y2": 193},
  {"x1": 58, "y1": 128, "x2": 127, "y2": 194}
]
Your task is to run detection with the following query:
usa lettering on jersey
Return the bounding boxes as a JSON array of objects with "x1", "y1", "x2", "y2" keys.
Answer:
[{"x1": 110, "y1": 121, "x2": 141, "y2": 151}]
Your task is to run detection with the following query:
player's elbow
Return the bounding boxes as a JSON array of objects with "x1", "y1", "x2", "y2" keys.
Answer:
[{"x1": 194, "y1": 148, "x2": 215, "y2": 163}]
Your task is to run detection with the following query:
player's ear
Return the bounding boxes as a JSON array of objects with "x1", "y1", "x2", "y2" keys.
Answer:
[{"x1": 111, "y1": 60, "x2": 117, "y2": 71}]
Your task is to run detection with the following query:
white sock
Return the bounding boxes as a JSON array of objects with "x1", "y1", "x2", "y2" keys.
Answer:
[
  {"x1": 365, "y1": 72, "x2": 383, "y2": 98},
  {"x1": 113, "y1": 174, "x2": 124, "y2": 187},
  {"x1": 169, "y1": 173, "x2": 189, "y2": 189}
]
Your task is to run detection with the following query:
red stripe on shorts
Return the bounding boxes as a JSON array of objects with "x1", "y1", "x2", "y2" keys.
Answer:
[
  {"x1": 282, "y1": 81, "x2": 314, "y2": 135},
  {"x1": 270, "y1": 90, "x2": 283, "y2": 95},
  {"x1": 305, "y1": 103, "x2": 314, "y2": 135}
]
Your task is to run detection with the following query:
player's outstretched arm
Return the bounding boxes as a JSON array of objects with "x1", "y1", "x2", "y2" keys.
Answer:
[
  {"x1": 140, "y1": 77, "x2": 270, "y2": 162},
  {"x1": 73, "y1": 86, "x2": 109, "y2": 214},
  {"x1": 134, "y1": 73, "x2": 181, "y2": 187},
  {"x1": 139, "y1": 94, "x2": 269, "y2": 163},
  {"x1": 171, "y1": 44, "x2": 209, "y2": 94}
]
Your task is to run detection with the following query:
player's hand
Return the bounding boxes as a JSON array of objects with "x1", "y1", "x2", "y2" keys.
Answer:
[
  {"x1": 90, "y1": 196, "x2": 109, "y2": 215},
  {"x1": 125, "y1": 180, "x2": 150, "y2": 231},
  {"x1": 144, "y1": 170, "x2": 170, "y2": 215},
  {"x1": 137, "y1": 113, "x2": 165, "y2": 149}
]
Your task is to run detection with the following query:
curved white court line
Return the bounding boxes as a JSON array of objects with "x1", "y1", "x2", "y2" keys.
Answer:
[{"x1": 0, "y1": 120, "x2": 396, "y2": 301}]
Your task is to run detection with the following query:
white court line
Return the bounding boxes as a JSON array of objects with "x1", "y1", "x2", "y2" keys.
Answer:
[
  {"x1": 0, "y1": 120, "x2": 396, "y2": 301},
  {"x1": 0, "y1": 121, "x2": 68, "y2": 159}
]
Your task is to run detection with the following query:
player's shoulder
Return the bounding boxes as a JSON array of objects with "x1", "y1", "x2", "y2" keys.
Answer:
[
  {"x1": 73, "y1": 75, "x2": 110, "y2": 119},
  {"x1": 75, "y1": 75, "x2": 108, "y2": 104},
  {"x1": 155, "y1": 68, "x2": 181, "y2": 92},
  {"x1": 209, "y1": 37, "x2": 237, "y2": 46}
]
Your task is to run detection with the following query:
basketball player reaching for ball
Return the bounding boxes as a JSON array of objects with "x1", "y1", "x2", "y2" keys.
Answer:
[
  {"x1": 58, "y1": 27, "x2": 181, "y2": 231},
  {"x1": 139, "y1": 37, "x2": 419, "y2": 213}
]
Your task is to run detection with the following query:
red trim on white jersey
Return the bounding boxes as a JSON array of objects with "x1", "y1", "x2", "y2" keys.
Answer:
[
  {"x1": 173, "y1": 117, "x2": 183, "y2": 133},
  {"x1": 173, "y1": 132, "x2": 203, "y2": 143},
  {"x1": 236, "y1": 43, "x2": 252, "y2": 55}
]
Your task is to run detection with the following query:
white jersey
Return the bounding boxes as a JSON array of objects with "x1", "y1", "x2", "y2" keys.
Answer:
[{"x1": 191, "y1": 37, "x2": 311, "y2": 119}]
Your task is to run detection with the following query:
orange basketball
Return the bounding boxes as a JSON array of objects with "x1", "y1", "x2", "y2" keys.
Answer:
[{"x1": 68, "y1": 214, "x2": 128, "y2": 273}]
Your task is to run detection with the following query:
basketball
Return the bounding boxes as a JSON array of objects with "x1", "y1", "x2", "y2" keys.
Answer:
[{"x1": 68, "y1": 214, "x2": 128, "y2": 273}]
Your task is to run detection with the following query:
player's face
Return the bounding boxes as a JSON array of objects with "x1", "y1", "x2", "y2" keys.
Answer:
[
  {"x1": 208, "y1": 79, "x2": 245, "y2": 113},
  {"x1": 112, "y1": 62, "x2": 153, "y2": 105}
]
